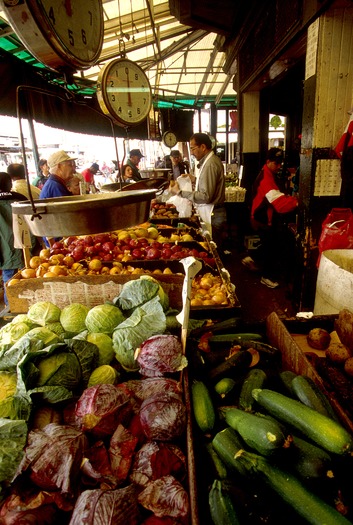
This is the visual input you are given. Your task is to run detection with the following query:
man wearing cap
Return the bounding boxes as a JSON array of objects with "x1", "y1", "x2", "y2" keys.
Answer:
[
  {"x1": 40, "y1": 150, "x2": 76, "y2": 199},
  {"x1": 170, "y1": 150, "x2": 189, "y2": 181},
  {"x1": 126, "y1": 149, "x2": 144, "y2": 181},
  {"x1": 81, "y1": 163, "x2": 100, "y2": 192},
  {"x1": 242, "y1": 147, "x2": 298, "y2": 288}
]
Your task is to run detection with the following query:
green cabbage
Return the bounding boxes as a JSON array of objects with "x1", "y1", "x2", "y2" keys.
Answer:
[
  {"x1": 27, "y1": 302, "x2": 61, "y2": 326},
  {"x1": 114, "y1": 278, "x2": 160, "y2": 311},
  {"x1": 11, "y1": 314, "x2": 40, "y2": 329},
  {"x1": 85, "y1": 304, "x2": 124, "y2": 335},
  {"x1": 86, "y1": 333, "x2": 114, "y2": 365},
  {"x1": 0, "y1": 322, "x2": 30, "y2": 346},
  {"x1": 140, "y1": 275, "x2": 170, "y2": 311},
  {"x1": 0, "y1": 419, "x2": 27, "y2": 484},
  {"x1": 113, "y1": 296, "x2": 166, "y2": 371},
  {"x1": 45, "y1": 322, "x2": 66, "y2": 338},
  {"x1": 36, "y1": 352, "x2": 81, "y2": 390},
  {"x1": 60, "y1": 303, "x2": 90, "y2": 334},
  {"x1": 0, "y1": 371, "x2": 17, "y2": 418},
  {"x1": 87, "y1": 365, "x2": 119, "y2": 387}
]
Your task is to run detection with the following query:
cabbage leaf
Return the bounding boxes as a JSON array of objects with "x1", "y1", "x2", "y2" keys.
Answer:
[
  {"x1": 0, "y1": 418, "x2": 27, "y2": 484},
  {"x1": 114, "y1": 278, "x2": 160, "y2": 311},
  {"x1": 112, "y1": 296, "x2": 166, "y2": 371}
]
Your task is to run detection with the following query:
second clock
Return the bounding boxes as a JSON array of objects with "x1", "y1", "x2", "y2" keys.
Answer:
[{"x1": 97, "y1": 58, "x2": 152, "y2": 127}]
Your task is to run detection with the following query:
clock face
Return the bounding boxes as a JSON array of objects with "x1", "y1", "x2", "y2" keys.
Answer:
[
  {"x1": 163, "y1": 131, "x2": 177, "y2": 148},
  {"x1": 2, "y1": 0, "x2": 104, "y2": 70},
  {"x1": 97, "y1": 58, "x2": 153, "y2": 127}
]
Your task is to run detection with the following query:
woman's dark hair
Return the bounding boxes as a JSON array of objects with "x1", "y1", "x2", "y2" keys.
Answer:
[
  {"x1": 38, "y1": 159, "x2": 48, "y2": 170},
  {"x1": 0, "y1": 172, "x2": 12, "y2": 192},
  {"x1": 190, "y1": 132, "x2": 212, "y2": 149}
]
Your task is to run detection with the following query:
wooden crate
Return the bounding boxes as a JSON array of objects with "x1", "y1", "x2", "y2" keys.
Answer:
[{"x1": 266, "y1": 311, "x2": 353, "y2": 434}]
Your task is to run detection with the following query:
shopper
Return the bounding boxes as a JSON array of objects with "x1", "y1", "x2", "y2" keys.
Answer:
[
  {"x1": 0, "y1": 172, "x2": 27, "y2": 309},
  {"x1": 81, "y1": 162, "x2": 100, "y2": 192},
  {"x1": 40, "y1": 150, "x2": 76, "y2": 199},
  {"x1": 67, "y1": 175, "x2": 81, "y2": 195},
  {"x1": 7, "y1": 163, "x2": 41, "y2": 200},
  {"x1": 168, "y1": 132, "x2": 227, "y2": 250},
  {"x1": 121, "y1": 164, "x2": 134, "y2": 182},
  {"x1": 126, "y1": 149, "x2": 144, "y2": 181},
  {"x1": 243, "y1": 147, "x2": 298, "y2": 289},
  {"x1": 32, "y1": 159, "x2": 49, "y2": 190},
  {"x1": 170, "y1": 150, "x2": 189, "y2": 181}
]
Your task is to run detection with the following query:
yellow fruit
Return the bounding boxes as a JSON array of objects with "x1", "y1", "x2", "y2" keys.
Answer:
[
  {"x1": 29, "y1": 256, "x2": 42, "y2": 269},
  {"x1": 39, "y1": 248, "x2": 50, "y2": 260},
  {"x1": 181, "y1": 234, "x2": 194, "y2": 242},
  {"x1": 43, "y1": 272, "x2": 57, "y2": 278},
  {"x1": 63, "y1": 256, "x2": 75, "y2": 268},
  {"x1": 7, "y1": 278, "x2": 21, "y2": 286},
  {"x1": 21, "y1": 268, "x2": 37, "y2": 279},
  {"x1": 147, "y1": 227, "x2": 159, "y2": 239},
  {"x1": 135, "y1": 227, "x2": 149, "y2": 238},
  {"x1": 88, "y1": 259, "x2": 102, "y2": 271}
]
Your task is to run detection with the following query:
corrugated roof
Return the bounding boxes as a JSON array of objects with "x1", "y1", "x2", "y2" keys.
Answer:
[{"x1": 0, "y1": 0, "x2": 237, "y2": 109}]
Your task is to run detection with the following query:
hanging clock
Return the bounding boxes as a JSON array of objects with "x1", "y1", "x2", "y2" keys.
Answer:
[
  {"x1": 1, "y1": 0, "x2": 104, "y2": 71},
  {"x1": 96, "y1": 58, "x2": 153, "y2": 127},
  {"x1": 162, "y1": 130, "x2": 178, "y2": 148}
]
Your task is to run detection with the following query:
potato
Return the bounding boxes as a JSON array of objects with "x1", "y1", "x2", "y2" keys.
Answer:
[
  {"x1": 326, "y1": 342, "x2": 352, "y2": 364},
  {"x1": 344, "y1": 357, "x2": 353, "y2": 377},
  {"x1": 307, "y1": 328, "x2": 331, "y2": 350}
]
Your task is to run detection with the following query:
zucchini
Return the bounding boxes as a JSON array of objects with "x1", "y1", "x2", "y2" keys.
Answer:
[
  {"x1": 291, "y1": 375, "x2": 339, "y2": 421},
  {"x1": 209, "y1": 332, "x2": 263, "y2": 344},
  {"x1": 205, "y1": 442, "x2": 228, "y2": 479},
  {"x1": 252, "y1": 388, "x2": 353, "y2": 455},
  {"x1": 223, "y1": 407, "x2": 289, "y2": 456},
  {"x1": 239, "y1": 368, "x2": 267, "y2": 411},
  {"x1": 290, "y1": 435, "x2": 333, "y2": 480},
  {"x1": 191, "y1": 316, "x2": 241, "y2": 337},
  {"x1": 234, "y1": 449, "x2": 352, "y2": 525},
  {"x1": 209, "y1": 479, "x2": 241, "y2": 525},
  {"x1": 214, "y1": 377, "x2": 236, "y2": 398},
  {"x1": 208, "y1": 349, "x2": 252, "y2": 382},
  {"x1": 191, "y1": 380, "x2": 216, "y2": 434},
  {"x1": 279, "y1": 370, "x2": 298, "y2": 395},
  {"x1": 212, "y1": 427, "x2": 248, "y2": 476}
]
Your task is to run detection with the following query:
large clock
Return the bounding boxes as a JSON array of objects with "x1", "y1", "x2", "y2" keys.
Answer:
[
  {"x1": 1, "y1": 0, "x2": 104, "y2": 71},
  {"x1": 96, "y1": 58, "x2": 153, "y2": 127},
  {"x1": 162, "y1": 131, "x2": 178, "y2": 148}
]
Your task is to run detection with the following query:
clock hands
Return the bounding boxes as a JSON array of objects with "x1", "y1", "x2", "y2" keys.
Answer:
[
  {"x1": 126, "y1": 69, "x2": 132, "y2": 107},
  {"x1": 64, "y1": 0, "x2": 73, "y2": 16}
]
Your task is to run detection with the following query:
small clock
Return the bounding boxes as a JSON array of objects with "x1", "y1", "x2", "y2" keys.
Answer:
[
  {"x1": 2, "y1": 0, "x2": 104, "y2": 71},
  {"x1": 96, "y1": 58, "x2": 153, "y2": 127},
  {"x1": 162, "y1": 131, "x2": 178, "y2": 148}
]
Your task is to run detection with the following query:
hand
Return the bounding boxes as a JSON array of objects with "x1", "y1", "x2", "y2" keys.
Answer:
[{"x1": 169, "y1": 181, "x2": 180, "y2": 194}]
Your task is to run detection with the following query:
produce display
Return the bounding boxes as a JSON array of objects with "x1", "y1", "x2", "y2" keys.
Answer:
[
  {"x1": 0, "y1": 277, "x2": 193, "y2": 524},
  {"x1": 150, "y1": 202, "x2": 179, "y2": 219},
  {"x1": 187, "y1": 327, "x2": 353, "y2": 524}
]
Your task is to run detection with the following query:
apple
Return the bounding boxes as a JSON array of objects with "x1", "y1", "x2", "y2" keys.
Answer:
[
  {"x1": 102, "y1": 241, "x2": 115, "y2": 253},
  {"x1": 171, "y1": 244, "x2": 182, "y2": 253},
  {"x1": 72, "y1": 246, "x2": 85, "y2": 261},
  {"x1": 83, "y1": 235, "x2": 94, "y2": 246},
  {"x1": 170, "y1": 252, "x2": 182, "y2": 259},
  {"x1": 198, "y1": 251, "x2": 209, "y2": 258},
  {"x1": 162, "y1": 243, "x2": 172, "y2": 249},
  {"x1": 51, "y1": 241, "x2": 63, "y2": 250},
  {"x1": 64, "y1": 236, "x2": 77, "y2": 246},
  {"x1": 103, "y1": 253, "x2": 113, "y2": 261},
  {"x1": 85, "y1": 245, "x2": 98, "y2": 257},
  {"x1": 146, "y1": 248, "x2": 161, "y2": 260},
  {"x1": 129, "y1": 238, "x2": 141, "y2": 248},
  {"x1": 161, "y1": 248, "x2": 173, "y2": 259},
  {"x1": 150, "y1": 241, "x2": 162, "y2": 250},
  {"x1": 132, "y1": 248, "x2": 144, "y2": 259},
  {"x1": 188, "y1": 249, "x2": 200, "y2": 258}
]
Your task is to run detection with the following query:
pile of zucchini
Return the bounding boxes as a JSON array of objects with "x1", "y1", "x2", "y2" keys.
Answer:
[{"x1": 189, "y1": 329, "x2": 353, "y2": 525}]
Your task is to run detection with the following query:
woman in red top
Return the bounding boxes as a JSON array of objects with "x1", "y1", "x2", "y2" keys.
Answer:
[{"x1": 244, "y1": 148, "x2": 298, "y2": 288}]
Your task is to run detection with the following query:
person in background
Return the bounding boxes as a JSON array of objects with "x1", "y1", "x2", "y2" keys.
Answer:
[
  {"x1": 170, "y1": 150, "x2": 189, "y2": 181},
  {"x1": 32, "y1": 159, "x2": 49, "y2": 190},
  {"x1": 154, "y1": 156, "x2": 164, "y2": 168},
  {"x1": 126, "y1": 149, "x2": 144, "y2": 181},
  {"x1": 67, "y1": 175, "x2": 81, "y2": 195},
  {"x1": 242, "y1": 147, "x2": 298, "y2": 289},
  {"x1": 7, "y1": 163, "x2": 41, "y2": 200},
  {"x1": 0, "y1": 172, "x2": 27, "y2": 309},
  {"x1": 40, "y1": 150, "x2": 76, "y2": 199},
  {"x1": 121, "y1": 164, "x2": 134, "y2": 183},
  {"x1": 81, "y1": 162, "x2": 100, "y2": 192},
  {"x1": 168, "y1": 132, "x2": 227, "y2": 251}
]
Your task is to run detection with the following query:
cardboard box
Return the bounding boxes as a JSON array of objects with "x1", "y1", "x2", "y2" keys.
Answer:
[
  {"x1": 6, "y1": 273, "x2": 184, "y2": 313},
  {"x1": 266, "y1": 311, "x2": 353, "y2": 434}
]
